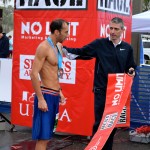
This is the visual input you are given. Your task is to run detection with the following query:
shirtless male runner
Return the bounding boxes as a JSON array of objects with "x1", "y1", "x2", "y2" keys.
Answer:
[{"x1": 30, "y1": 19, "x2": 69, "y2": 150}]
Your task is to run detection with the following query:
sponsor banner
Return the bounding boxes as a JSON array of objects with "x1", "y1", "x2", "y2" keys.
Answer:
[
  {"x1": 12, "y1": 0, "x2": 132, "y2": 135},
  {"x1": 0, "y1": 59, "x2": 12, "y2": 102},
  {"x1": 20, "y1": 55, "x2": 34, "y2": 80},
  {"x1": 60, "y1": 57, "x2": 77, "y2": 84},
  {"x1": 117, "y1": 106, "x2": 127, "y2": 124},
  {"x1": 20, "y1": 21, "x2": 80, "y2": 43},
  {"x1": 116, "y1": 94, "x2": 131, "y2": 127},
  {"x1": 15, "y1": 0, "x2": 87, "y2": 9},
  {"x1": 19, "y1": 55, "x2": 77, "y2": 84},
  {"x1": 97, "y1": 0, "x2": 131, "y2": 15},
  {"x1": 85, "y1": 74, "x2": 133, "y2": 150}
]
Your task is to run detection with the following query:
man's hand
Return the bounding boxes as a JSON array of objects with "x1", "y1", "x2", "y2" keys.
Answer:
[
  {"x1": 38, "y1": 100, "x2": 48, "y2": 112},
  {"x1": 59, "y1": 90, "x2": 67, "y2": 105},
  {"x1": 127, "y1": 67, "x2": 135, "y2": 77},
  {"x1": 57, "y1": 42, "x2": 63, "y2": 49},
  {"x1": 59, "y1": 97, "x2": 67, "y2": 105},
  {"x1": 57, "y1": 42, "x2": 63, "y2": 54}
]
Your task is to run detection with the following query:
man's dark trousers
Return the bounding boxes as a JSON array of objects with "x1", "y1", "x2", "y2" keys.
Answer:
[{"x1": 92, "y1": 89, "x2": 117, "y2": 150}]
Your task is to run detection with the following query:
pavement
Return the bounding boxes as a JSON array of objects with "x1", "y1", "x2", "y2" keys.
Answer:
[{"x1": 0, "y1": 114, "x2": 150, "y2": 150}]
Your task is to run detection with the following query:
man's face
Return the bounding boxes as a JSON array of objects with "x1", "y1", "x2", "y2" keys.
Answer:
[
  {"x1": 0, "y1": 33, "x2": 3, "y2": 39},
  {"x1": 57, "y1": 22, "x2": 69, "y2": 43},
  {"x1": 109, "y1": 22, "x2": 124, "y2": 41}
]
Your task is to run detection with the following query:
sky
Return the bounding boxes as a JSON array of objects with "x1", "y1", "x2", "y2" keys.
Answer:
[{"x1": 8, "y1": 0, "x2": 14, "y2": 6}]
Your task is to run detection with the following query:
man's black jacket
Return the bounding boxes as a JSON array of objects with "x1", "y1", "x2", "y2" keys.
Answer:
[
  {"x1": 64, "y1": 38, "x2": 137, "y2": 90},
  {"x1": 0, "y1": 33, "x2": 9, "y2": 58}
]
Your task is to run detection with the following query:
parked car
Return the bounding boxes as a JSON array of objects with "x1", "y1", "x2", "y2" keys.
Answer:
[{"x1": 142, "y1": 35, "x2": 150, "y2": 64}]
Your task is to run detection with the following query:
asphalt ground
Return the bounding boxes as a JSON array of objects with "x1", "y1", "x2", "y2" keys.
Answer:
[
  {"x1": 0, "y1": 125, "x2": 150, "y2": 150},
  {"x1": 0, "y1": 114, "x2": 150, "y2": 150}
]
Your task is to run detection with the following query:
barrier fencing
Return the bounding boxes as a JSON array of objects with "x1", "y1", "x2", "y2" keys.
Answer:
[{"x1": 131, "y1": 65, "x2": 150, "y2": 129}]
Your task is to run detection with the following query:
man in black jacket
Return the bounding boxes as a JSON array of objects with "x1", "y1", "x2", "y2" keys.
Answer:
[
  {"x1": 0, "y1": 25, "x2": 9, "y2": 58},
  {"x1": 62, "y1": 17, "x2": 136, "y2": 150}
]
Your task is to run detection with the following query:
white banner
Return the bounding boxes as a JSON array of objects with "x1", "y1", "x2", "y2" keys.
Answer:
[{"x1": 0, "y1": 59, "x2": 12, "y2": 102}]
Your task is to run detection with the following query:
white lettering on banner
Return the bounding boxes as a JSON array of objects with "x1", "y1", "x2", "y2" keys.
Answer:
[
  {"x1": 15, "y1": 0, "x2": 87, "y2": 9},
  {"x1": 19, "y1": 103, "x2": 34, "y2": 116},
  {"x1": 97, "y1": 0, "x2": 131, "y2": 15},
  {"x1": 100, "y1": 24, "x2": 109, "y2": 38},
  {"x1": 22, "y1": 91, "x2": 35, "y2": 103},
  {"x1": 20, "y1": 55, "x2": 35, "y2": 80},
  {"x1": 19, "y1": 103, "x2": 29, "y2": 116},
  {"x1": 112, "y1": 94, "x2": 121, "y2": 106},
  {"x1": 100, "y1": 112, "x2": 118, "y2": 130},
  {"x1": 21, "y1": 21, "x2": 79, "y2": 42},
  {"x1": 59, "y1": 109, "x2": 71, "y2": 122},
  {"x1": 70, "y1": 22, "x2": 79, "y2": 36},
  {"x1": 60, "y1": 57, "x2": 76, "y2": 84},
  {"x1": 100, "y1": 23, "x2": 127, "y2": 39},
  {"x1": 112, "y1": 74, "x2": 124, "y2": 106},
  {"x1": 21, "y1": 35, "x2": 44, "y2": 40},
  {"x1": 18, "y1": 91, "x2": 35, "y2": 117},
  {"x1": 89, "y1": 137, "x2": 102, "y2": 150},
  {"x1": 117, "y1": 106, "x2": 127, "y2": 124},
  {"x1": 21, "y1": 22, "x2": 42, "y2": 35},
  {"x1": 115, "y1": 74, "x2": 124, "y2": 92},
  {"x1": 46, "y1": 22, "x2": 51, "y2": 35}
]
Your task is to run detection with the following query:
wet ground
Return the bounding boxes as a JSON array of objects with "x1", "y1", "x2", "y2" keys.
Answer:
[{"x1": 0, "y1": 114, "x2": 150, "y2": 150}]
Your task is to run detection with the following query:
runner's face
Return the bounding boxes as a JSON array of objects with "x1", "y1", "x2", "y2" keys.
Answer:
[
  {"x1": 109, "y1": 22, "x2": 124, "y2": 41},
  {"x1": 58, "y1": 22, "x2": 69, "y2": 43}
]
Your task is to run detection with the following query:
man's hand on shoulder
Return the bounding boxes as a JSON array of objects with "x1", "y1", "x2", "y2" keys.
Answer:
[{"x1": 56, "y1": 42, "x2": 63, "y2": 56}]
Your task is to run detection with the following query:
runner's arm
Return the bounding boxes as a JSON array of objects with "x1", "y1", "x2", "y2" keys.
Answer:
[{"x1": 30, "y1": 44, "x2": 48, "y2": 111}]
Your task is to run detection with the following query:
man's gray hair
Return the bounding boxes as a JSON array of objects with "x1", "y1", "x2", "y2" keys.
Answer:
[{"x1": 111, "y1": 17, "x2": 124, "y2": 29}]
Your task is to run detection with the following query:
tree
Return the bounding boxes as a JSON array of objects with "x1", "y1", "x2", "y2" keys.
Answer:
[
  {"x1": 2, "y1": 0, "x2": 11, "y2": 6},
  {"x1": 1, "y1": 0, "x2": 14, "y2": 33},
  {"x1": 143, "y1": 0, "x2": 150, "y2": 11}
]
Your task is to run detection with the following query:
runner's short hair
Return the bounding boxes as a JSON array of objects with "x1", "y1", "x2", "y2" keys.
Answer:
[{"x1": 50, "y1": 19, "x2": 69, "y2": 34}]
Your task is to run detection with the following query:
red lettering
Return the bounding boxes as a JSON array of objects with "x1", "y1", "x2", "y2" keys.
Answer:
[
  {"x1": 24, "y1": 59, "x2": 34, "y2": 69},
  {"x1": 64, "y1": 61, "x2": 71, "y2": 72},
  {"x1": 24, "y1": 69, "x2": 31, "y2": 76},
  {"x1": 65, "y1": 73, "x2": 71, "y2": 79}
]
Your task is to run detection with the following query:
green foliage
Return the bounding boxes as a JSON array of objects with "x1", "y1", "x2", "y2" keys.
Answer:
[
  {"x1": 143, "y1": 0, "x2": 150, "y2": 11},
  {"x1": 0, "y1": 1, "x2": 14, "y2": 33},
  {"x1": 2, "y1": 0, "x2": 11, "y2": 5}
]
